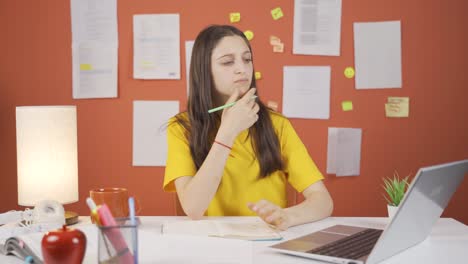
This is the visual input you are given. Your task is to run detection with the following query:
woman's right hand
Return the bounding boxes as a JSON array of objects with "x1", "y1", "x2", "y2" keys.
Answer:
[{"x1": 218, "y1": 88, "x2": 259, "y2": 142}]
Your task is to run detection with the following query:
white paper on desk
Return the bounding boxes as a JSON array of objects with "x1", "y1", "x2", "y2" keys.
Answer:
[
  {"x1": 133, "y1": 14, "x2": 181, "y2": 79},
  {"x1": 282, "y1": 66, "x2": 330, "y2": 119},
  {"x1": 185, "y1": 40, "x2": 194, "y2": 96},
  {"x1": 293, "y1": 0, "x2": 342, "y2": 56},
  {"x1": 162, "y1": 218, "x2": 281, "y2": 240},
  {"x1": 139, "y1": 232, "x2": 253, "y2": 264},
  {"x1": 70, "y1": 0, "x2": 118, "y2": 43},
  {"x1": 72, "y1": 42, "x2": 118, "y2": 99},
  {"x1": 133, "y1": 101, "x2": 179, "y2": 166},
  {"x1": 78, "y1": 225, "x2": 99, "y2": 263},
  {"x1": 354, "y1": 21, "x2": 402, "y2": 89},
  {"x1": 327, "y1": 127, "x2": 362, "y2": 176}
]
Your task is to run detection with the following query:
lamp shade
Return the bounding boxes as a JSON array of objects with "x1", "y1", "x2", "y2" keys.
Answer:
[{"x1": 16, "y1": 106, "x2": 78, "y2": 206}]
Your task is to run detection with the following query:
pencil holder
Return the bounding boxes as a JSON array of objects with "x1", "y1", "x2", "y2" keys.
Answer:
[{"x1": 97, "y1": 217, "x2": 140, "y2": 264}]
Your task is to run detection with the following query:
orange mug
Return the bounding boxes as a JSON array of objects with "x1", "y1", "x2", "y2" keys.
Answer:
[{"x1": 90, "y1": 187, "x2": 130, "y2": 219}]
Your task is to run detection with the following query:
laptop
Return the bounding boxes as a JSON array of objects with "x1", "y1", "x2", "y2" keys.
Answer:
[{"x1": 270, "y1": 159, "x2": 468, "y2": 264}]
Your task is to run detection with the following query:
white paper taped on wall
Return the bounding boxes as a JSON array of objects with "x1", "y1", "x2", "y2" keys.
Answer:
[{"x1": 327, "y1": 127, "x2": 362, "y2": 176}]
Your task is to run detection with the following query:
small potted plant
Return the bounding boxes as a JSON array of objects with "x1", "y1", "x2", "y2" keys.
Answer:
[{"x1": 382, "y1": 171, "x2": 410, "y2": 218}]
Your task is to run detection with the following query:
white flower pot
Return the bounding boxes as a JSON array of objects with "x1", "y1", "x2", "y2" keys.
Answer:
[{"x1": 387, "y1": 204, "x2": 398, "y2": 218}]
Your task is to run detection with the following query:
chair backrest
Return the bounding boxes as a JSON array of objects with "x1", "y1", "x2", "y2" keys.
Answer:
[{"x1": 174, "y1": 183, "x2": 299, "y2": 216}]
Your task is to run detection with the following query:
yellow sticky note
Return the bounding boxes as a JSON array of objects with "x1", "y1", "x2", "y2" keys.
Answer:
[
  {"x1": 244, "y1": 30, "x2": 254, "y2": 41},
  {"x1": 273, "y1": 43, "x2": 284, "y2": 53},
  {"x1": 342, "y1": 101, "x2": 353, "y2": 111},
  {"x1": 388, "y1": 97, "x2": 409, "y2": 104},
  {"x1": 270, "y1": 35, "x2": 281, "y2": 46},
  {"x1": 80, "y1": 64, "x2": 92, "y2": 71},
  {"x1": 271, "y1": 7, "x2": 284, "y2": 20},
  {"x1": 229, "y1": 12, "x2": 241, "y2": 23},
  {"x1": 255, "y1": 71, "x2": 262, "y2": 80},
  {"x1": 344, "y1": 67, "x2": 355, "y2": 78},
  {"x1": 385, "y1": 102, "x2": 409, "y2": 117},
  {"x1": 267, "y1": 100, "x2": 279, "y2": 111}
]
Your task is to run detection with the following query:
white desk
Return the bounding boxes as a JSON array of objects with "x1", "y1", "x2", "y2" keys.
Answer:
[{"x1": 2, "y1": 216, "x2": 468, "y2": 263}]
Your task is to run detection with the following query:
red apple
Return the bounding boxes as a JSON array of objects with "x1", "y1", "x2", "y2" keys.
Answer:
[{"x1": 41, "y1": 225, "x2": 86, "y2": 264}]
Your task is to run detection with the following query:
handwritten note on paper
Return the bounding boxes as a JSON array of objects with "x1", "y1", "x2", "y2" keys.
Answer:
[
  {"x1": 273, "y1": 43, "x2": 284, "y2": 53},
  {"x1": 327, "y1": 127, "x2": 362, "y2": 176},
  {"x1": 133, "y1": 101, "x2": 179, "y2": 166},
  {"x1": 385, "y1": 97, "x2": 409, "y2": 117},
  {"x1": 270, "y1": 36, "x2": 284, "y2": 52},
  {"x1": 229, "y1": 12, "x2": 241, "y2": 23},
  {"x1": 388, "y1": 97, "x2": 409, "y2": 104},
  {"x1": 271, "y1": 7, "x2": 284, "y2": 20},
  {"x1": 270, "y1": 36, "x2": 281, "y2": 45}
]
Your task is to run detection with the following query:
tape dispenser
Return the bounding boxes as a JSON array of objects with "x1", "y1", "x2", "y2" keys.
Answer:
[{"x1": 0, "y1": 200, "x2": 65, "y2": 238}]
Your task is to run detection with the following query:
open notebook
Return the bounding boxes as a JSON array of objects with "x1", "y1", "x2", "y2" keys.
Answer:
[
  {"x1": 0, "y1": 224, "x2": 98, "y2": 263},
  {"x1": 162, "y1": 218, "x2": 283, "y2": 241},
  {"x1": 0, "y1": 232, "x2": 44, "y2": 263}
]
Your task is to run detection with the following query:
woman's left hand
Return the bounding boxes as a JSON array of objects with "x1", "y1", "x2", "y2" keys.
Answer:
[{"x1": 247, "y1": 200, "x2": 291, "y2": 230}]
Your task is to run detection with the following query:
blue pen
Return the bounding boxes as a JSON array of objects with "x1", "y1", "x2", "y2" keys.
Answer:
[{"x1": 128, "y1": 197, "x2": 138, "y2": 263}]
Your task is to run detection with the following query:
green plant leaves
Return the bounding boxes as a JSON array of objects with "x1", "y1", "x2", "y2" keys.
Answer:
[{"x1": 382, "y1": 171, "x2": 410, "y2": 206}]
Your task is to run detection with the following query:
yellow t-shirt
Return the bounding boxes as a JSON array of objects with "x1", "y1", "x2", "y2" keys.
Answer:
[{"x1": 163, "y1": 112, "x2": 324, "y2": 216}]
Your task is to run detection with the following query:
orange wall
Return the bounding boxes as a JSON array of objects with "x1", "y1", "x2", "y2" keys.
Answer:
[{"x1": 1, "y1": 0, "x2": 467, "y2": 223}]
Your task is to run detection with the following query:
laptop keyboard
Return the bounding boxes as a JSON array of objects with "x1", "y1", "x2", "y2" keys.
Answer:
[{"x1": 306, "y1": 228, "x2": 383, "y2": 260}]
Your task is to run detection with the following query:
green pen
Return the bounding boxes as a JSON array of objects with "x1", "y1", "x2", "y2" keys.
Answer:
[{"x1": 208, "y1": 96, "x2": 258, "y2": 113}]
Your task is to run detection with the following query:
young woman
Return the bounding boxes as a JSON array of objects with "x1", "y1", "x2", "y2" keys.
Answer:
[{"x1": 164, "y1": 25, "x2": 333, "y2": 230}]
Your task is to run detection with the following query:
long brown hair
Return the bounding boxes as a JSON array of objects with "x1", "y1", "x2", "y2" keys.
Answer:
[{"x1": 175, "y1": 25, "x2": 283, "y2": 178}]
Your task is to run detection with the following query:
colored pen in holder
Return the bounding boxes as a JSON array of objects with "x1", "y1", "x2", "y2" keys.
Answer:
[
  {"x1": 87, "y1": 198, "x2": 138, "y2": 263},
  {"x1": 86, "y1": 197, "x2": 101, "y2": 225},
  {"x1": 97, "y1": 216, "x2": 139, "y2": 264}
]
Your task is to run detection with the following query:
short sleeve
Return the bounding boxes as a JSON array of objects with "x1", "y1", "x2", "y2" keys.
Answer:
[
  {"x1": 163, "y1": 117, "x2": 197, "y2": 192},
  {"x1": 279, "y1": 118, "x2": 324, "y2": 192}
]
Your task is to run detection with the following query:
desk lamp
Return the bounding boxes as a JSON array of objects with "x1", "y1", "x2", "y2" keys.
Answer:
[{"x1": 16, "y1": 106, "x2": 79, "y2": 225}]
